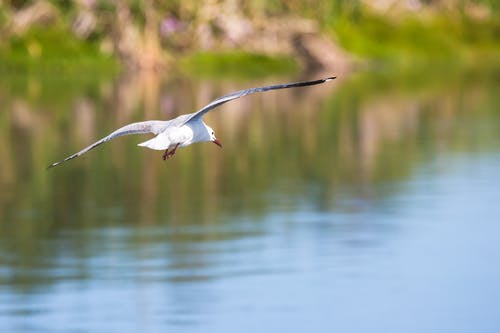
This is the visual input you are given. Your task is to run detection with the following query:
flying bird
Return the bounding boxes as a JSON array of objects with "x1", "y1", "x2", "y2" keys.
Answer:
[{"x1": 48, "y1": 76, "x2": 335, "y2": 168}]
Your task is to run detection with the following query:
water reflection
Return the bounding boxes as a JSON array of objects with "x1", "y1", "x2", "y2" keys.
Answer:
[{"x1": 1, "y1": 69, "x2": 500, "y2": 332}]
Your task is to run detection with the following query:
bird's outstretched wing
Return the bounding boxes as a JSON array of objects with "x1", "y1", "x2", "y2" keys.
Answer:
[
  {"x1": 48, "y1": 120, "x2": 169, "y2": 168},
  {"x1": 183, "y1": 76, "x2": 336, "y2": 124}
]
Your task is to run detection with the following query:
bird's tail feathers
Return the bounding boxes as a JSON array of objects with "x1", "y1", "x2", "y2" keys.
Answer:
[{"x1": 137, "y1": 135, "x2": 170, "y2": 150}]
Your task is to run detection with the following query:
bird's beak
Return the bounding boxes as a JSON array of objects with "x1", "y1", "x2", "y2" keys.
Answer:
[{"x1": 212, "y1": 138, "x2": 222, "y2": 148}]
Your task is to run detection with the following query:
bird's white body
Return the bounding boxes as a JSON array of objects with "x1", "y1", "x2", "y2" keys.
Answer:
[
  {"x1": 48, "y1": 77, "x2": 335, "y2": 168},
  {"x1": 138, "y1": 120, "x2": 215, "y2": 150}
]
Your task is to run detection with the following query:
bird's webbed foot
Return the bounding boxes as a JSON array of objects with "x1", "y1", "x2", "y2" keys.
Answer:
[
  {"x1": 162, "y1": 143, "x2": 180, "y2": 161},
  {"x1": 162, "y1": 149, "x2": 169, "y2": 160}
]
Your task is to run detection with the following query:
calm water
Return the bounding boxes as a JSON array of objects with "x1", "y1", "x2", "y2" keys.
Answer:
[{"x1": 0, "y1": 69, "x2": 499, "y2": 332}]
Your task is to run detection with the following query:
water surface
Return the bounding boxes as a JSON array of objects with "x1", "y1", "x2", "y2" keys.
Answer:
[{"x1": 0, "y1": 69, "x2": 499, "y2": 332}]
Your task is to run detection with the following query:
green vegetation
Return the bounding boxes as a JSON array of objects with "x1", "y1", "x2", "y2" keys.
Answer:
[
  {"x1": 330, "y1": 10, "x2": 500, "y2": 67},
  {"x1": 0, "y1": 1, "x2": 499, "y2": 76},
  {"x1": 180, "y1": 51, "x2": 299, "y2": 78},
  {"x1": 0, "y1": 27, "x2": 118, "y2": 75}
]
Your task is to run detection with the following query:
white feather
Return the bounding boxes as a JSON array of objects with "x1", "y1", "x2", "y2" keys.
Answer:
[{"x1": 137, "y1": 133, "x2": 171, "y2": 150}]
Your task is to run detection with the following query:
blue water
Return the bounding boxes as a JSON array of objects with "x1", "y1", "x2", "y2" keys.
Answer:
[
  {"x1": 1, "y1": 71, "x2": 500, "y2": 332},
  {"x1": 2, "y1": 153, "x2": 499, "y2": 333}
]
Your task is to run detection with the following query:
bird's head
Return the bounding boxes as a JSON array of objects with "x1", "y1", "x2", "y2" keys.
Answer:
[{"x1": 204, "y1": 125, "x2": 222, "y2": 148}]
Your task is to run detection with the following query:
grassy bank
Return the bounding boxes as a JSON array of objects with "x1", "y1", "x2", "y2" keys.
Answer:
[
  {"x1": 0, "y1": 28, "x2": 296, "y2": 78},
  {"x1": 0, "y1": 27, "x2": 118, "y2": 76},
  {"x1": 328, "y1": 8, "x2": 500, "y2": 69},
  {"x1": 1, "y1": 3, "x2": 499, "y2": 77},
  {"x1": 179, "y1": 51, "x2": 299, "y2": 78}
]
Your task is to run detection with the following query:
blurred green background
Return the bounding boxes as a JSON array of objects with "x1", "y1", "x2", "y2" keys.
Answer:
[{"x1": 1, "y1": 0, "x2": 499, "y2": 74}]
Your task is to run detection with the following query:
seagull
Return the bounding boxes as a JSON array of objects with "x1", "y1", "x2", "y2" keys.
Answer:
[{"x1": 48, "y1": 76, "x2": 335, "y2": 168}]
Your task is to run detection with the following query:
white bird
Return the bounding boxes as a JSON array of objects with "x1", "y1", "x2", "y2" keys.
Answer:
[{"x1": 48, "y1": 76, "x2": 335, "y2": 168}]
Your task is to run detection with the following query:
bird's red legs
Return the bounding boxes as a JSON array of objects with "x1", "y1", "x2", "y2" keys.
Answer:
[{"x1": 162, "y1": 143, "x2": 180, "y2": 161}]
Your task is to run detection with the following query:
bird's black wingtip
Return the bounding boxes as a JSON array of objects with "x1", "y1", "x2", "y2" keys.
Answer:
[{"x1": 47, "y1": 162, "x2": 60, "y2": 170}]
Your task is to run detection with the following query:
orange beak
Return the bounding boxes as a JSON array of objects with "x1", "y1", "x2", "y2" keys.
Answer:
[{"x1": 212, "y1": 139, "x2": 222, "y2": 148}]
